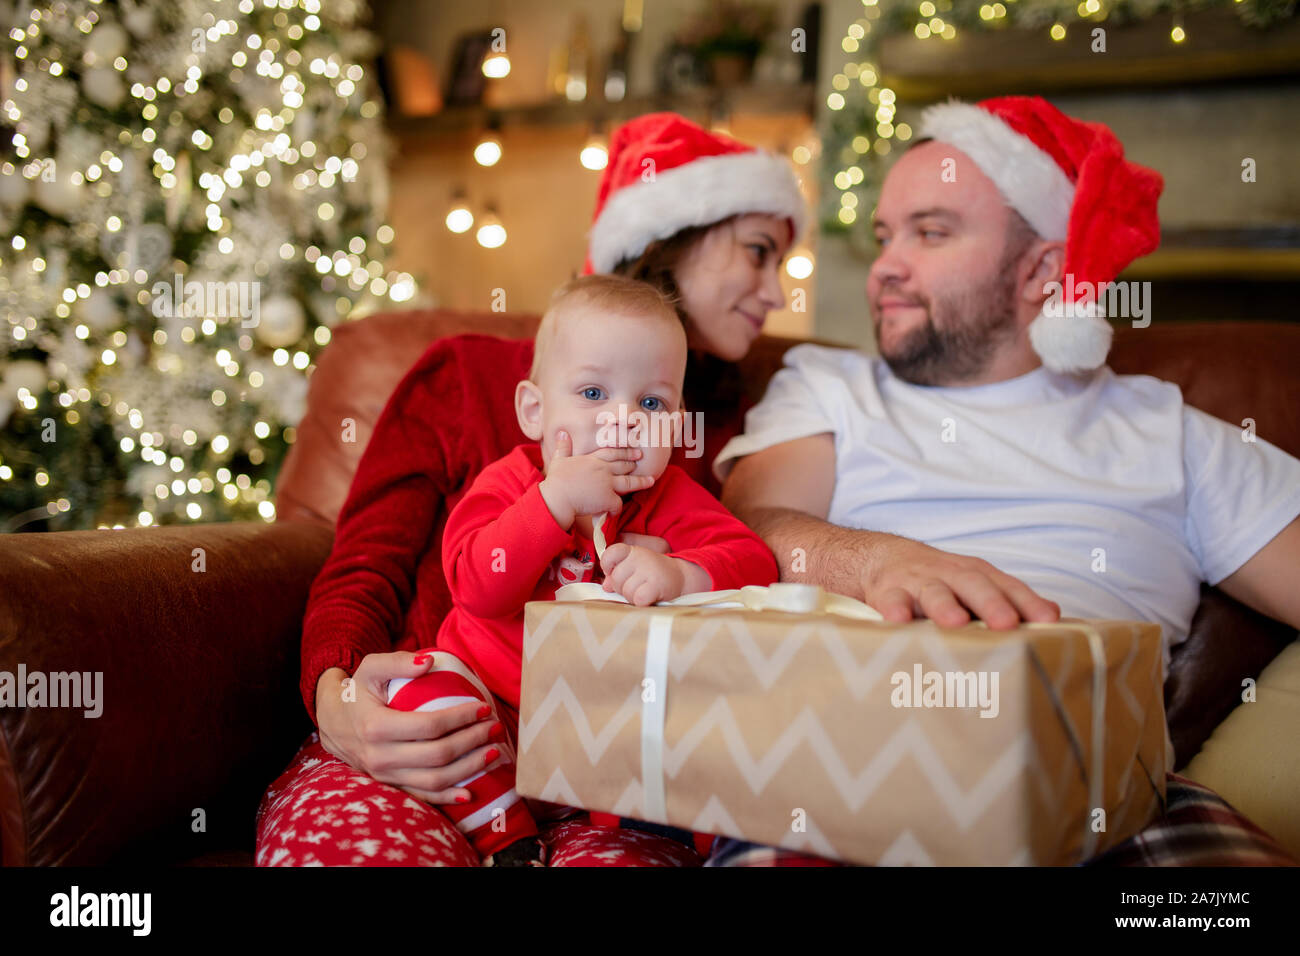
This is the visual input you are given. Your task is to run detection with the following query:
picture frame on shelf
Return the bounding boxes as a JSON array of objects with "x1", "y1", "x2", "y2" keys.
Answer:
[{"x1": 445, "y1": 30, "x2": 494, "y2": 107}]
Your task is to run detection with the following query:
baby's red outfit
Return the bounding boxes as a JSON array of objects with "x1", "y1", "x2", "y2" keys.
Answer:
[{"x1": 387, "y1": 441, "x2": 779, "y2": 858}]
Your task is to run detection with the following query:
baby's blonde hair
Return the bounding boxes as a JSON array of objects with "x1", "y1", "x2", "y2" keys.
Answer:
[{"x1": 529, "y1": 274, "x2": 683, "y2": 384}]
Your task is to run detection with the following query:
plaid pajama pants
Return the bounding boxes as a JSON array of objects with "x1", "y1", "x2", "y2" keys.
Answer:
[{"x1": 703, "y1": 773, "x2": 1298, "y2": 866}]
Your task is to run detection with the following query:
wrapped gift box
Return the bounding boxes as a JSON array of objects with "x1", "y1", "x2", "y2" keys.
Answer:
[{"x1": 516, "y1": 590, "x2": 1171, "y2": 866}]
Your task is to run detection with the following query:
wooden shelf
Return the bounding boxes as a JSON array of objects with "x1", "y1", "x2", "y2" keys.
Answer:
[
  {"x1": 387, "y1": 82, "x2": 816, "y2": 140},
  {"x1": 1125, "y1": 247, "x2": 1300, "y2": 279},
  {"x1": 878, "y1": 9, "x2": 1300, "y2": 101},
  {"x1": 1124, "y1": 227, "x2": 1300, "y2": 279}
]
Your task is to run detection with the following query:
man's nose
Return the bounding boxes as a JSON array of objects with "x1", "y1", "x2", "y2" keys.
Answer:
[{"x1": 868, "y1": 242, "x2": 909, "y2": 289}]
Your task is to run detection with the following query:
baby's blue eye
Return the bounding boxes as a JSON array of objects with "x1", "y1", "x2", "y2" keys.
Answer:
[
  {"x1": 641, "y1": 397, "x2": 663, "y2": 411},
  {"x1": 581, "y1": 387, "x2": 604, "y2": 401}
]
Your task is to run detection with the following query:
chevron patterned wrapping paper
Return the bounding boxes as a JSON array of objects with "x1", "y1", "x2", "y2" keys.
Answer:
[{"x1": 516, "y1": 600, "x2": 1172, "y2": 866}]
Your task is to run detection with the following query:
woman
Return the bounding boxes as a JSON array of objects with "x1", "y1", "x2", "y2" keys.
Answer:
[{"x1": 256, "y1": 113, "x2": 805, "y2": 866}]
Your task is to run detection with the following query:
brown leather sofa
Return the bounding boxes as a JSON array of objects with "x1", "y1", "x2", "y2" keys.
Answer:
[{"x1": 1, "y1": 311, "x2": 1296, "y2": 866}]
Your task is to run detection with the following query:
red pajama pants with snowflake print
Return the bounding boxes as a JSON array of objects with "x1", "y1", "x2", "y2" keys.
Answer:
[
  {"x1": 255, "y1": 736, "x2": 705, "y2": 867},
  {"x1": 255, "y1": 649, "x2": 704, "y2": 867}
]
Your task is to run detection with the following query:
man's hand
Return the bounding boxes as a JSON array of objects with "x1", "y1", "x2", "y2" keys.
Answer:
[
  {"x1": 539, "y1": 430, "x2": 656, "y2": 529},
  {"x1": 863, "y1": 535, "x2": 1060, "y2": 630},
  {"x1": 599, "y1": 543, "x2": 703, "y2": 606}
]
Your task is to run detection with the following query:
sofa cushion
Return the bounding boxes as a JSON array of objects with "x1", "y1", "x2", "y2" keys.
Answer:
[
  {"x1": 1108, "y1": 322, "x2": 1298, "y2": 459},
  {"x1": 1182, "y1": 637, "x2": 1300, "y2": 858},
  {"x1": 1165, "y1": 585, "x2": 1298, "y2": 769}
]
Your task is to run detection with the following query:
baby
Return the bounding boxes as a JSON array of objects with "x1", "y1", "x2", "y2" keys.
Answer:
[{"x1": 386, "y1": 274, "x2": 778, "y2": 865}]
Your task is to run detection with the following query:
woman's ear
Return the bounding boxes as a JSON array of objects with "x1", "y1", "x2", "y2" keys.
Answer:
[{"x1": 516, "y1": 379, "x2": 543, "y2": 441}]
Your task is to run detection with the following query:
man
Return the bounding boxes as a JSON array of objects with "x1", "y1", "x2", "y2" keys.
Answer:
[{"x1": 709, "y1": 96, "x2": 1300, "y2": 867}]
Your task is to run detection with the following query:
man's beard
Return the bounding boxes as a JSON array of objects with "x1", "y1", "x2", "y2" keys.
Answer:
[{"x1": 874, "y1": 262, "x2": 1021, "y2": 387}]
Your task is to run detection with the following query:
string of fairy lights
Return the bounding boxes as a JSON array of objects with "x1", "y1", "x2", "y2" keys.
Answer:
[
  {"x1": 1, "y1": 0, "x2": 413, "y2": 530},
  {"x1": 441, "y1": 30, "x2": 619, "y2": 249}
]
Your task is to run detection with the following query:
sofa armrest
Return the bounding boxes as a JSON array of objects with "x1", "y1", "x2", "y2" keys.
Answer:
[{"x1": 0, "y1": 520, "x2": 333, "y2": 865}]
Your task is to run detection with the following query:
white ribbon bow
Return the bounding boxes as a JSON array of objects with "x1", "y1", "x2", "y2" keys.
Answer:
[{"x1": 555, "y1": 580, "x2": 884, "y2": 620}]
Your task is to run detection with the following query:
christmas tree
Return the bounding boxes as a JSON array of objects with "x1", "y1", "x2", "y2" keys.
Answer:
[{"x1": 0, "y1": 0, "x2": 414, "y2": 531}]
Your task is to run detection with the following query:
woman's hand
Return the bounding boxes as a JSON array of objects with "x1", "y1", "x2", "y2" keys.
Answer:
[
  {"x1": 599, "y1": 544, "x2": 709, "y2": 606},
  {"x1": 315, "y1": 652, "x2": 503, "y2": 805}
]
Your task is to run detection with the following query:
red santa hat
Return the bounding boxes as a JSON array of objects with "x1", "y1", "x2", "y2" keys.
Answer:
[
  {"x1": 918, "y1": 96, "x2": 1163, "y2": 373},
  {"x1": 585, "y1": 112, "x2": 807, "y2": 275}
]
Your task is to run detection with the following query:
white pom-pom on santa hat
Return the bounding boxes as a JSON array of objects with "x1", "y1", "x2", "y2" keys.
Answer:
[
  {"x1": 1028, "y1": 298, "x2": 1113, "y2": 374},
  {"x1": 918, "y1": 96, "x2": 1163, "y2": 374},
  {"x1": 584, "y1": 113, "x2": 806, "y2": 275}
]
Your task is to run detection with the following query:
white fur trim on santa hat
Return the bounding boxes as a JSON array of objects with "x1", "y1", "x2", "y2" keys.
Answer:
[
  {"x1": 1028, "y1": 298, "x2": 1112, "y2": 374},
  {"x1": 588, "y1": 150, "x2": 806, "y2": 274},
  {"x1": 918, "y1": 100, "x2": 1074, "y2": 241}
]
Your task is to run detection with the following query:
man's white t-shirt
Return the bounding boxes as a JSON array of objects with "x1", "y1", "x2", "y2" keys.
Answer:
[{"x1": 714, "y1": 344, "x2": 1300, "y2": 654}]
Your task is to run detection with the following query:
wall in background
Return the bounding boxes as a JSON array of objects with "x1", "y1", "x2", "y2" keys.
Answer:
[{"x1": 1050, "y1": 85, "x2": 1300, "y2": 229}]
